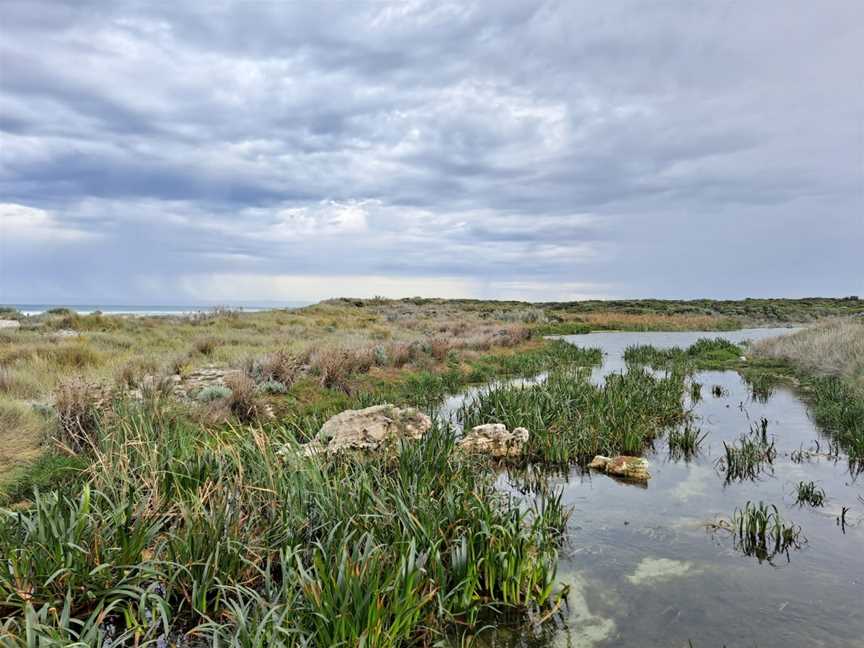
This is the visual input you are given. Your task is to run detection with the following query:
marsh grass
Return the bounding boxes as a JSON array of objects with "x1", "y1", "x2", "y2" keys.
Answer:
[
  {"x1": 794, "y1": 480, "x2": 826, "y2": 507},
  {"x1": 0, "y1": 397, "x2": 570, "y2": 644},
  {"x1": 730, "y1": 501, "x2": 803, "y2": 563},
  {"x1": 668, "y1": 422, "x2": 707, "y2": 460},
  {"x1": 624, "y1": 337, "x2": 742, "y2": 370},
  {"x1": 718, "y1": 435, "x2": 776, "y2": 482},
  {"x1": 458, "y1": 365, "x2": 688, "y2": 464},
  {"x1": 752, "y1": 319, "x2": 864, "y2": 459}
]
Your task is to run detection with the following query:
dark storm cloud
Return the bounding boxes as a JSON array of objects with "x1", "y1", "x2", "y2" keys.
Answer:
[{"x1": 1, "y1": 0, "x2": 861, "y2": 303}]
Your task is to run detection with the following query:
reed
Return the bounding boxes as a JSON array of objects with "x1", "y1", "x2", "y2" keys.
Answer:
[
  {"x1": 0, "y1": 399, "x2": 570, "y2": 644},
  {"x1": 718, "y1": 435, "x2": 776, "y2": 481},
  {"x1": 731, "y1": 501, "x2": 803, "y2": 563},
  {"x1": 668, "y1": 422, "x2": 707, "y2": 460},
  {"x1": 794, "y1": 480, "x2": 826, "y2": 507},
  {"x1": 458, "y1": 365, "x2": 688, "y2": 464}
]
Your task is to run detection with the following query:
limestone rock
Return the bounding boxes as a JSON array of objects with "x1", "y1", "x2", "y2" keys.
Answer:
[
  {"x1": 0, "y1": 319, "x2": 21, "y2": 330},
  {"x1": 303, "y1": 404, "x2": 432, "y2": 457},
  {"x1": 457, "y1": 423, "x2": 529, "y2": 458},
  {"x1": 587, "y1": 455, "x2": 650, "y2": 482}
]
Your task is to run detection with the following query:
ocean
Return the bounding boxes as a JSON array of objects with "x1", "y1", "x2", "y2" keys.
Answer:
[{"x1": 3, "y1": 304, "x2": 307, "y2": 316}]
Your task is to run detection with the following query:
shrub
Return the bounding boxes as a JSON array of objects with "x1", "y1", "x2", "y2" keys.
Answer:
[
  {"x1": 54, "y1": 378, "x2": 104, "y2": 453},
  {"x1": 224, "y1": 373, "x2": 260, "y2": 422},
  {"x1": 245, "y1": 348, "x2": 303, "y2": 387},
  {"x1": 196, "y1": 385, "x2": 232, "y2": 402},
  {"x1": 115, "y1": 358, "x2": 159, "y2": 389},
  {"x1": 258, "y1": 379, "x2": 288, "y2": 395},
  {"x1": 192, "y1": 337, "x2": 221, "y2": 356},
  {"x1": 428, "y1": 337, "x2": 452, "y2": 362},
  {"x1": 311, "y1": 347, "x2": 375, "y2": 392}
]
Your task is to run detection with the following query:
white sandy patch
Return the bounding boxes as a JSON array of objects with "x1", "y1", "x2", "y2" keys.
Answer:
[{"x1": 626, "y1": 558, "x2": 697, "y2": 585}]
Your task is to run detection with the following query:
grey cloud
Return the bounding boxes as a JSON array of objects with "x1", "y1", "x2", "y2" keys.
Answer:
[{"x1": 1, "y1": 0, "x2": 861, "y2": 304}]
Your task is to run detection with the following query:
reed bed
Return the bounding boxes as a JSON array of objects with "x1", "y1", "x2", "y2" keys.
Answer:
[
  {"x1": 623, "y1": 337, "x2": 742, "y2": 370},
  {"x1": 0, "y1": 400, "x2": 570, "y2": 645},
  {"x1": 667, "y1": 423, "x2": 707, "y2": 460},
  {"x1": 752, "y1": 319, "x2": 864, "y2": 460},
  {"x1": 457, "y1": 366, "x2": 689, "y2": 464}
]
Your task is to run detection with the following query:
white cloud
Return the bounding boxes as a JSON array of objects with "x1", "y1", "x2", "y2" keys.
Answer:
[{"x1": 0, "y1": 203, "x2": 96, "y2": 243}]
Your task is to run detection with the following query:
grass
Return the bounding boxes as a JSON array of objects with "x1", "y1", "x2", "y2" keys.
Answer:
[
  {"x1": 457, "y1": 365, "x2": 689, "y2": 464},
  {"x1": 0, "y1": 402, "x2": 570, "y2": 644},
  {"x1": 752, "y1": 319, "x2": 864, "y2": 460},
  {"x1": 668, "y1": 422, "x2": 707, "y2": 460},
  {"x1": 730, "y1": 501, "x2": 803, "y2": 564},
  {"x1": 718, "y1": 434, "x2": 776, "y2": 482},
  {"x1": 794, "y1": 481, "x2": 826, "y2": 507},
  {"x1": 623, "y1": 337, "x2": 743, "y2": 370},
  {"x1": 538, "y1": 296, "x2": 864, "y2": 325}
]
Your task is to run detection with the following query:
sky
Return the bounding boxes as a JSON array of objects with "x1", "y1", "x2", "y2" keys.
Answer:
[{"x1": 1, "y1": 1, "x2": 862, "y2": 305}]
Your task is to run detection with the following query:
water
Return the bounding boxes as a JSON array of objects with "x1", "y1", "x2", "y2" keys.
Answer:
[
  {"x1": 452, "y1": 329, "x2": 864, "y2": 648},
  {"x1": 2, "y1": 304, "x2": 304, "y2": 316}
]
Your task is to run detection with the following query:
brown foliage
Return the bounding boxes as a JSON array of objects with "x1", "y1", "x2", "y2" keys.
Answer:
[{"x1": 54, "y1": 377, "x2": 104, "y2": 453}]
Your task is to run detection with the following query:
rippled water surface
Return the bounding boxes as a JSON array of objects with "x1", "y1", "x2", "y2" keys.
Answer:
[{"x1": 451, "y1": 329, "x2": 864, "y2": 648}]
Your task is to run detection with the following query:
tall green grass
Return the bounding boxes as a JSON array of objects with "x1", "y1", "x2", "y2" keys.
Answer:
[
  {"x1": 623, "y1": 337, "x2": 742, "y2": 370},
  {"x1": 457, "y1": 366, "x2": 688, "y2": 464},
  {"x1": 0, "y1": 399, "x2": 569, "y2": 644}
]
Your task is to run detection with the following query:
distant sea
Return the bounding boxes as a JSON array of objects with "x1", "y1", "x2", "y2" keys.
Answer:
[{"x1": 3, "y1": 304, "x2": 307, "y2": 316}]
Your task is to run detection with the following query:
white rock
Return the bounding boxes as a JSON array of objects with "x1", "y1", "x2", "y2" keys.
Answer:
[{"x1": 457, "y1": 423, "x2": 529, "y2": 458}]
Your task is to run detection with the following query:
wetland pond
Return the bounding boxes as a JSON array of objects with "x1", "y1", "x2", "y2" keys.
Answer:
[{"x1": 444, "y1": 329, "x2": 864, "y2": 648}]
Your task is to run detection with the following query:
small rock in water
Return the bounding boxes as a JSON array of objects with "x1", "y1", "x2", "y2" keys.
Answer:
[
  {"x1": 456, "y1": 423, "x2": 529, "y2": 458},
  {"x1": 587, "y1": 454, "x2": 651, "y2": 482}
]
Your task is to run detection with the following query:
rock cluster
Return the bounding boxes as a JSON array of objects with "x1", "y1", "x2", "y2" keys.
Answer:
[
  {"x1": 456, "y1": 423, "x2": 529, "y2": 458},
  {"x1": 300, "y1": 404, "x2": 433, "y2": 457},
  {"x1": 178, "y1": 366, "x2": 242, "y2": 398},
  {"x1": 587, "y1": 455, "x2": 651, "y2": 482}
]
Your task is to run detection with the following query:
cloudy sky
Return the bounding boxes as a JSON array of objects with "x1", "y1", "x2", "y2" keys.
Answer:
[{"x1": 1, "y1": 1, "x2": 861, "y2": 305}]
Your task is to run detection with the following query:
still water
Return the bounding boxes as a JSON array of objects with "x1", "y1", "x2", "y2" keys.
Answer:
[{"x1": 450, "y1": 329, "x2": 864, "y2": 648}]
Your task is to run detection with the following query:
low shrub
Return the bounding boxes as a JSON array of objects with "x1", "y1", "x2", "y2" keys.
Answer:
[
  {"x1": 192, "y1": 337, "x2": 222, "y2": 356},
  {"x1": 53, "y1": 378, "x2": 104, "y2": 453},
  {"x1": 245, "y1": 348, "x2": 303, "y2": 387},
  {"x1": 257, "y1": 379, "x2": 288, "y2": 395},
  {"x1": 196, "y1": 385, "x2": 232, "y2": 402}
]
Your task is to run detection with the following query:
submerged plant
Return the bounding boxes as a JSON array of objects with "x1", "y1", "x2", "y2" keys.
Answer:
[
  {"x1": 730, "y1": 501, "x2": 803, "y2": 563},
  {"x1": 668, "y1": 422, "x2": 707, "y2": 460},
  {"x1": 718, "y1": 435, "x2": 776, "y2": 481},
  {"x1": 794, "y1": 480, "x2": 826, "y2": 507}
]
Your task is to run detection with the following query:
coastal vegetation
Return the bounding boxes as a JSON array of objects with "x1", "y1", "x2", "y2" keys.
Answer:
[
  {"x1": 751, "y1": 318, "x2": 864, "y2": 461},
  {"x1": 1, "y1": 299, "x2": 862, "y2": 644}
]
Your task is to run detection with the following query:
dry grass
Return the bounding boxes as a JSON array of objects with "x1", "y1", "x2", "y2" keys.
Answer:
[
  {"x1": 54, "y1": 378, "x2": 104, "y2": 453},
  {"x1": 577, "y1": 312, "x2": 739, "y2": 331},
  {"x1": 752, "y1": 318, "x2": 864, "y2": 391},
  {"x1": 223, "y1": 372, "x2": 260, "y2": 422},
  {"x1": 0, "y1": 298, "x2": 821, "y2": 472},
  {"x1": 0, "y1": 399, "x2": 44, "y2": 486}
]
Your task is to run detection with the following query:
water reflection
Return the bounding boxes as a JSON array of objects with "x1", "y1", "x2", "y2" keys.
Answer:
[{"x1": 449, "y1": 328, "x2": 864, "y2": 647}]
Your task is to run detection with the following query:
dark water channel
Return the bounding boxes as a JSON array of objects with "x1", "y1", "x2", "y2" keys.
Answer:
[{"x1": 446, "y1": 329, "x2": 864, "y2": 648}]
